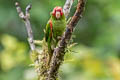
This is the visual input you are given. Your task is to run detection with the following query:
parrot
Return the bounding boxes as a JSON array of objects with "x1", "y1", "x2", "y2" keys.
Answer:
[{"x1": 45, "y1": 6, "x2": 67, "y2": 59}]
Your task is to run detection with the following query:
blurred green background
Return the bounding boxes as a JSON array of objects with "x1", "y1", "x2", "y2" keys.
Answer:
[{"x1": 0, "y1": 0, "x2": 120, "y2": 80}]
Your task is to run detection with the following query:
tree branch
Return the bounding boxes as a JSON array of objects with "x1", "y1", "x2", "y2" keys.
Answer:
[
  {"x1": 15, "y1": 2, "x2": 35, "y2": 51},
  {"x1": 47, "y1": 0, "x2": 86, "y2": 79},
  {"x1": 63, "y1": 0, "x2": 74, "y2": 17}
]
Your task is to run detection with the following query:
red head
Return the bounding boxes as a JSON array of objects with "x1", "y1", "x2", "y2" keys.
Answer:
[{"x1": 52, "y1": 6, "x2": 63, "y2": 19}]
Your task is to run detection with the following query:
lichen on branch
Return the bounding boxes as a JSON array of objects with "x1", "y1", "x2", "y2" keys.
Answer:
[{"x1": 63, "y1": 0, "x2": 74, "y2": 17}]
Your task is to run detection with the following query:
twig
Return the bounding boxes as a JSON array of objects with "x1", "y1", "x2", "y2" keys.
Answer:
[
  {"x1": 63, "y1": 0, "x2": 74, "y2": 17},
  {"x1": 47, "y1": 0, "x2": 86, "y2": 79},
  {"x1": 15, "y1": 2, "x2": 41, "y2": 78},
  {"x1": 15, "y1": 2, "x2": 35, "y2": 51}
]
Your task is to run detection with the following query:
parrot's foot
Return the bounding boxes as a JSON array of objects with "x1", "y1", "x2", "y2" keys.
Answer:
[
  {"x1": 34, "y1": 40, "x2": 43, "y2": 46},
  {"x1": 57, "y1": 36, "x2": 62, "y2": 40}
]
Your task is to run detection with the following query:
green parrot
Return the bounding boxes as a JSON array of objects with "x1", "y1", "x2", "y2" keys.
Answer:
[{"x1": 45, "y1": 6, "x2": 66, "y2": 56}]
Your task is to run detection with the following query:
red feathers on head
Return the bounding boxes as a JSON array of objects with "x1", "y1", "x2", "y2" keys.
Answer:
[{"x1": 52, "y1": 6, "x2": 63, "y2": 17}]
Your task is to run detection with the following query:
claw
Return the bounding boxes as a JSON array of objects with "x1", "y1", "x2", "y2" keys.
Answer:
[{"x1": 57, "y1": 36, "x2": 62, "y2": 40}]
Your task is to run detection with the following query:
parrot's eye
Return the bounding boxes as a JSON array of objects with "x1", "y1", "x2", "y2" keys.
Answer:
[{"x1": 55, "y1": 11, "x2": 61, "y2": 19}]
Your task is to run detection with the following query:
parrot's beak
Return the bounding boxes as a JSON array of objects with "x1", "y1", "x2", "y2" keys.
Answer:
[{"x1": 56, "y1": 11, "x2": 61, "y2": 19}]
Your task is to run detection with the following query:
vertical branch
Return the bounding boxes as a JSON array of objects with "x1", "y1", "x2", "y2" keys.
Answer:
[
  {"x1": 47, "y1": 0, "x2": 86, "y2": 79},
  {"x1": 15, "y1": 2, "x2": 41, "y2": 78},
  {"x1": 15, "y1": 2, "x2": 35, "y2": 51},
  {"x1": 63, "y1": 0, "x2": 74, "y2": 17}
]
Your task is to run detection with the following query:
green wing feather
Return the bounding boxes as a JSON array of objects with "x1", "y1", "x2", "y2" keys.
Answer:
[
  {"x1": 45, "y1": 21, "x2": 50, "y2": 42},
  {"x1": 45, "y1": 19, "x2": 53, "y2": 53}
]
